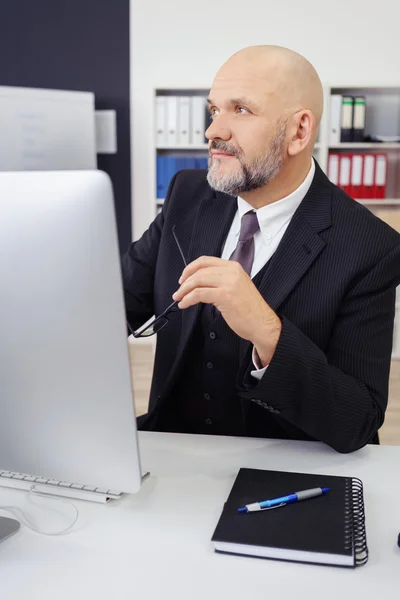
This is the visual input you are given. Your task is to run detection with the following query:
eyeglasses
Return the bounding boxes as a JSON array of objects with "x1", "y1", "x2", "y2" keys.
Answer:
[{"x1": 128, "y1": 226, "x2": 187, "y2": 338}]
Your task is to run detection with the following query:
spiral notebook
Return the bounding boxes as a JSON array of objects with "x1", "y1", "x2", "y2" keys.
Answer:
[{"x1": 211, "y1": 468, "x2": 368, "y2": 568}]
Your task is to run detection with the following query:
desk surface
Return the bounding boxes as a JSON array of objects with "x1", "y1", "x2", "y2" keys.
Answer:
[{"x1": 0, "y1": 432, "x2": 399, "y2": 600}]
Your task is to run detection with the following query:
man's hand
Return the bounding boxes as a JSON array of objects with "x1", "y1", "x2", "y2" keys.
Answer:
[{"x1": 172, "y1": 256, "x2": 282, "y2": 366}]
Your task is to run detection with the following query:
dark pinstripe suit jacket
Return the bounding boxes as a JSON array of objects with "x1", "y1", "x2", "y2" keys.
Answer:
[{"x1": 122, "y1": 162, "x2": 400, "y2": 453}]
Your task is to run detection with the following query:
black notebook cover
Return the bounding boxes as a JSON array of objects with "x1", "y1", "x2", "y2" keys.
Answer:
[{"x1": 211, "y1": 468, "x2": 368, "y2": 568}]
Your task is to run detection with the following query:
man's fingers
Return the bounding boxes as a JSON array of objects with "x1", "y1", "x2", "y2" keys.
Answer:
[
  {"x1": 178, "y1": 256, "x2": 228, "y2": 284},
  {"x1": 173, "y1": 268, "x2": 228, "y2": 301},
  {"x1": 177, "y1": 287, "x2": 218, "y2": 309}
]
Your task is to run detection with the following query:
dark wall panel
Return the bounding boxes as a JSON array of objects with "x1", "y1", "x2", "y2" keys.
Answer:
[{"x1": 0, "y1": 0, "x2": 131, "y2": 253}]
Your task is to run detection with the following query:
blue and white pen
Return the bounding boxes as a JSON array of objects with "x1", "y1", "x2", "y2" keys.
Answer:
[{"x1": 238, "y1": 487, "x2": 331, "y2": 513}]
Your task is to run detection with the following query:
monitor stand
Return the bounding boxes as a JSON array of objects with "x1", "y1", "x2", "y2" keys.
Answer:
[{"x1": 0, "y1": 517, "x2": 20, "y2": 544}]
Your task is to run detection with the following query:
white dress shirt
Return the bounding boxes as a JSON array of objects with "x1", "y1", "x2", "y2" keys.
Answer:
[{"x1": 220, "y1": 159, "x2": 316, "y2": 379}]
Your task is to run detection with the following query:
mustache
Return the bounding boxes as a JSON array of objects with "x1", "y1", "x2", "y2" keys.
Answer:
[{"x1": 209, "y1": 140, "x2": 242, "y2": 157}]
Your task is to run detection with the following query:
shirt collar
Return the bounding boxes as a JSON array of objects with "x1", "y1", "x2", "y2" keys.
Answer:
[{"x1": 236, "y1": 158, "x2": 316, "y2": 245}]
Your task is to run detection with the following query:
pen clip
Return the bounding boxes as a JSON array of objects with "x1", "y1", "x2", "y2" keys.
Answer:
[{"x1": 260, "y1": 502, "x2": 286, "y2": 511}]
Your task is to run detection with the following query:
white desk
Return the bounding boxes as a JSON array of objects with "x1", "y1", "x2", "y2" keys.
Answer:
[{"x1": 0, "y1": 432, "x2": 399, "y2": 599}]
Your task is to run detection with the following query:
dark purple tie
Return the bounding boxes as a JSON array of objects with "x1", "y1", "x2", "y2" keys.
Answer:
[{"x1": 229, "y1": 210, "x2": 259, "y2": 275}]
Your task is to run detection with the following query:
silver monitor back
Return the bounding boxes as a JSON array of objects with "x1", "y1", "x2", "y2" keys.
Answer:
[{"x1": 0, "y1": 170, "x2": 142, "y2": 494}]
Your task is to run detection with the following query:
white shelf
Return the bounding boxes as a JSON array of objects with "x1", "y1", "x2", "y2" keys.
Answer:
[
  {"x1": 330, "y1": 86, "x2": 400, "y2": 94},
  {"x1": 330, "y1": 143, "x2": 400, "y2": 149},
  {"x1": 156, "y1": 198, "x2": 400, "y2": 207},
  {"x1": 157, "y1": 144, "x2": 208, "y2": 150},
  {"x1": 156, "y1": 87, "x2": 209, "y2": 92},
  {"x1": 151, "y1": 85, "x2": 400, "y2": 240},
  {"x1": 157, "y1": 145, "x2": 322, "y2": 153},
  {"x1": 357, "y1": 199, "x2": 400, "y2": 206},
  {"x1": 158, "y1": 143, "x2": 321, "y2": 151}
]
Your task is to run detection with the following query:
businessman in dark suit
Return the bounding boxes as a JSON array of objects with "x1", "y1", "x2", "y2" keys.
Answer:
[{"x1": 122, "y1": 45, "x2": 400, "y2": 453}]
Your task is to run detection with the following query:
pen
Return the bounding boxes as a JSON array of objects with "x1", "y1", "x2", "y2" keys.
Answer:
[{"x1": 237, "y1": 487, "x2": 331, "y2": 513}]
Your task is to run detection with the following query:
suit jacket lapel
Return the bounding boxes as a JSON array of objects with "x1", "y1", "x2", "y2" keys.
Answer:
[
  {"x1": 162, "y1": 190, "x2": 237, "y2": 399},
  {"x1": 239, "y1": 162, "x2": 333, "y2": 363},
  {"x1": 256, "y1": 214, "x2": 327, "y2": 311},
  {"x1": 185, "y1": 191, "x2": 237, "y2": 261}
]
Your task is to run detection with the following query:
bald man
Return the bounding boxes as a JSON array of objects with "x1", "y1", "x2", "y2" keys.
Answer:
[{"x1": 122, "y1": 46, "x2": 400, "y2": 453}]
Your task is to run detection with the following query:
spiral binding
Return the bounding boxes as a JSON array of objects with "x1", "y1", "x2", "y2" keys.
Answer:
[{"x1": 344, "y1": 477, "x2": 369, "y2": 566}]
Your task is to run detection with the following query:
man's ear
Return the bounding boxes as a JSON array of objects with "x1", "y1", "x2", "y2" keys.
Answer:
[{"x1": 287, "y1": 110, "x2": 315, "y2": 156}]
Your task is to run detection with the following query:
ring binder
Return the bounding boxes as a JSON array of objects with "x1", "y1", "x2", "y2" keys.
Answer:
[
  {"x1": 212, "y1": 468, "x2": 370, "y2": 567},
  {"x1": 344, "y1": 477, "x2": 368, "y2": 565},
  {"x1": 351, "y1": 477, "x2": 368, "y2": 566}
]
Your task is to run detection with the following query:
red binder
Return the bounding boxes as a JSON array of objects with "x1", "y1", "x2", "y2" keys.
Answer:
[
  {"x1": 349, "y1": 154, "x2": 363, "y2": 199},
  {"x1": 361, "y1": 154, "x2": 375, "y2": 199},
  {"x1": 374, "y1": 154, "x2": 387, "y2": 199},
  {"x1": 339, "y1": 154, "x2": 351, "y2": 195},
  {"x1": 328, "y1": 154, "x2": 339, "y2": 185}
]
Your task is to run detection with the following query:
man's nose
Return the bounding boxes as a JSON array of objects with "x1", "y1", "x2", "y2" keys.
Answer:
[{"x1": 205, "y1": 115, "x2": 232, "y2": 142}]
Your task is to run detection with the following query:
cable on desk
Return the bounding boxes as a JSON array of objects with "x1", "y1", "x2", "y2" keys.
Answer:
[{"x1": 0, "y1": 485, "x2": 79, "y2": 536}]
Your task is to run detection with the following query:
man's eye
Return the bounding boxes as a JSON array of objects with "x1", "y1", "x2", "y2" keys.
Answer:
[
  {"x1": 209, "y1": 107, "x2": 219, "y2": 118},
  {"x1": 237, "y1": 106, "x2": 249, "y2": 114}
]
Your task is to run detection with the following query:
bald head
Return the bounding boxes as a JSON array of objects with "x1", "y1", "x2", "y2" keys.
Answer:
[
  {"x1": 214, "y1": 45, "x2": 323, "y2": 127},
  {"x1": 206, "y1": 45, "x2": 323, "y2": 201}
]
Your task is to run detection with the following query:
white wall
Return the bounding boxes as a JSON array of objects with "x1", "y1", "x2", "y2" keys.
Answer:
[{"x1": 130, "y1": 0, "x2": 400, "y2": 240}]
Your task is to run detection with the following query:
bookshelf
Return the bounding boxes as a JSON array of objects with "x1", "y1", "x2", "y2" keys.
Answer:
[
  {"x1": 359, "y1": 199, "x2": 400, "y2": 206},
  {"x1": 330, "y1": 143, "x2": 400, "y2": 149},
  {"x1": 323, "y1": 86, "x2": 400, "y2": 359},
  {"x1": 323, "y1": 85, "x2": 400, "y2": 205},
  {"x1": 154, "y1": 86, "x2": 400, "y2": 208},
  {"x1": 153, "y1": 86, "x2": 400, "y2": 358},
  {"x1": 157, "y1": 144, "x2": 208, "y2": 150},
  {"x1": 154, "y1": 89, "x2": 324, "y2": 208}
]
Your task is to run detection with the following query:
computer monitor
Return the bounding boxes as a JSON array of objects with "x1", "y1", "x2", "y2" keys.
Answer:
[{"x1": 0, "y1": 171, "x2": 143, "y2": 501}]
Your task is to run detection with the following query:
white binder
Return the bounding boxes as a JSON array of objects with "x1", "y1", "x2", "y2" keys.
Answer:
[
  {"x1": 166, "y1": 96, "x2": 178, "y2": 146},
  {"x1": 178, "y1": 96, "x2": 191, "y2": 145},
  {"x1": 329, "y1": 95, "x2": 342, "y2": 145},
  {"x1": 328, "y1": 154, "x2": 339, "y2": 184},
  {"x1": 191, "y1": 96, "x2": 207, "y2": 145},
  {"x1": 156, "y1": 96, "x2": 167, "y2": 146}
]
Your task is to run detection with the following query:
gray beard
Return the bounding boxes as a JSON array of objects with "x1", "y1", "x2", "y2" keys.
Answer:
[{"x1": 207, "y1": 120, "x2": 286, "y2": 196}]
